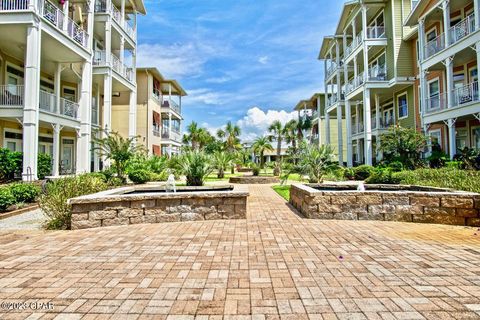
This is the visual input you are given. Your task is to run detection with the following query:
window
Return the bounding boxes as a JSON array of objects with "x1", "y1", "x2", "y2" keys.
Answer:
[
  {"x1": 453, "y1": 73, "x2": 465, "y2": 89},
  {"x1": 63, "y1": 88, "x2": 76, "y2": 102},
  {"x1": 429, "y1": 130, "x2": 442, "y2": 149},
  {"x1": 473, "y1": 127, "x2": 480, "y2": 150},
  {"x1": 426, "y1": 29, "x2": 437, "y2": 42},
  {"x1": 383, "y1": 105, "x2": 394, "y2": 127},
  {"x1": 397, "y1": 93, "x2": 408, "y2": 118},
  {"x1": 469, "y1": 67, "x2": 478, "y2": 83},
  {"x1": 456, "y1": 129, "x2": 468, "y2": 150},
  {"x1": 428, "y1": 79, "x2": 440, "y2": 110},
  {"x1": 368, "y1": 52, "x2": 386, "y2": 80}
]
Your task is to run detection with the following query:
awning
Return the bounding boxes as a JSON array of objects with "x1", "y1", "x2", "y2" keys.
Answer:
[
  {"x1": 153, "y1": 111, "x2": 160, "y2": 125},
  {"x1": 152, "y1": 145, "x2": 160, "y2": 156}
]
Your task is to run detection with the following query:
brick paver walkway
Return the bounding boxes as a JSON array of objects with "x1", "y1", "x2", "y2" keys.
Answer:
[{"x1": 1, "y1": 185, "x2": 480, "y2": 319}]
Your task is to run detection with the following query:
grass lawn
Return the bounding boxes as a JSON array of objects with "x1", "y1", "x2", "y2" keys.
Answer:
[
  {"x1": 272, "y1": 185, "x2": 291, "y2": 201},
  {"x1": 205, "y1": 172, "x2": 243, "y2": 182}
]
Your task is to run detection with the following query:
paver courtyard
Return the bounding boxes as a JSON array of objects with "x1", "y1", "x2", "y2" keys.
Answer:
[{"x1": 1, "y1": 185, "x2": 480, "y2": 319}]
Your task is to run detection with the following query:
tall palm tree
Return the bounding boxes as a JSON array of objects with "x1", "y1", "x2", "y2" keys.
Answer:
[
  {"x1": 268, "y1": 120, "x2": 285, "y2": 176},
  {"x1": 197, "y1": 128, "x2": 213, "y2": 150},
  {"x1": 217, "y1": 121, "x2": 242, "y2": 152},
  {"x1": 252, "y1": 136, "x2": 273, "y2": 169},
  {"x1": 284, "y1": 119, "x2": 299, "y2": 153},
  {"x1": 297, "y1": 116, "x2": 312, "y2": 143},
  {"x1": 183, "y1": 121, "x2": 202, "y2": 150}
]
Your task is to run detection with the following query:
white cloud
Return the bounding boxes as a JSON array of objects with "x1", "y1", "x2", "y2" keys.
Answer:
[
  {"x1": 258, "y1": 56, "x2": 269, "y2": 64},
  {"x1": 186, "y1": 88, "x2": 228, "y2": 106},
  {"x1": 205, "y1": 76, "x2": 232, "y2": 84},
  {"x1": 236, "y1": 107, "x2": 298, "y2": 142}
]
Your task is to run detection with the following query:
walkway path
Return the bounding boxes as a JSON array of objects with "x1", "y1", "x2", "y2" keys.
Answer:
[{"x1": 0, "y1": 185, "x2": 480, "y2": 319}]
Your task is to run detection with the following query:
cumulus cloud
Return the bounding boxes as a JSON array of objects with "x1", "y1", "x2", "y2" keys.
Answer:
[
  {"x1": 258, "y1": 56, "x2": 269, "y2": 64},
  {"x1": 186, "y1": 88, "x2": 229, "y2": 106},
  {"x1": 236, "y1": 107, "x2": 298, "y2": 142}
]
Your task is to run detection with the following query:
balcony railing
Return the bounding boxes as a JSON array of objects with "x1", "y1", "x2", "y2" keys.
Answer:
[
  {"x1": 352, "y1": 122, "x2": 364, "y2": 135},
  {"x1": 366, "y1": 26, "x2": 386, "y2": 39},
  {"x1": 424, "y1": 33, "x2": 445, "y2": 59},
  {"x1": 153, "y1": 88, "x2": 162, "y2": 102},
  {"x1": 327, "y1": 94, "x2": 338, "y2": 107},
  {"x1": 0, "y1": 85, "x2": 24, "y2": 106},
  {"x1": 0, "y1": 0, "x2": 30, "y2": 10},
  {"x1": 153, "y1": 125, "x2": 160, "y2": 137},
  {"x1": 449, "y1": 13, "x2": 476, "y2": 46},
  {"x1": 425, "y1": 92, "x2": 447, "y2": 114},
  {"x1": 346, "y1": 72, "x2": 365, "y2": 94},
  {"x1": 110, "y1": 53, "x2": 134, "y2": 82},
  {"x1": 95, "y1": 0, "x2": 136, "y2": 40},
  {"x1": 345, "y1": 32, "x2": 363, "y2": 58},
  {"x1": 453, "y1": 81, "x2": 479, "y2": 107},
  {"x1": 368, "y1": 64, "x2": 387, "y2": 81},
  {"x1": 162, "y1": 98, "x2": 181, "y2": 114},
  {"x1": 41, "y1": 0, "x2": 88, "y2": 48},
  {"x1": 39, "y1": 90, "x2": 78, "y2": 119},
  {"x1": 93, "y1": 50, "x2": 106, "y2": 65}
]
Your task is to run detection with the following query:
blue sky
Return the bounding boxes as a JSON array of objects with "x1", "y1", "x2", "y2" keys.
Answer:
[{"x1": 137, "y1": 0, "x2": 342, "y2": 140}]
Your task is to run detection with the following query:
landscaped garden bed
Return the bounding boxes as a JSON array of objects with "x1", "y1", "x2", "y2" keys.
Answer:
[
  {"x1": 229, "y1": 175, "x2": 280, "y2": 184},
  {"x1": 290, "y1": 183, "x2": 480, "y2": 227},
  {"x1": 69, "y1": 184, "x2": 249, "y2": 229}
]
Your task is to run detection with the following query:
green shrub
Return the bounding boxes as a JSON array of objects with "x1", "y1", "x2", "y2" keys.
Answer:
[
  {"x1": 353, "y1": 165, "x2": 374, "y2": 180},
  {"x1": 0, "y1": 148, "x2": 22, "y2": 182},
  {"x1": 177, "y1": 151, "x2": 213, "y2": 186},
  {"x1": 251, "y1": 164, "x2": 260, "y2": 176},
  {"x1": 128, "y1": 169, "x2": 151, "y2": 184},
  {"x1": 40, "y1": 174, "x2": 108, "y2": 230},
  {"x1": 387, "y1": 161, "x2": 404, "y2": 172},
  {"x1": 445, "y1": 161, "x2": 462, "y2": 169},
  {"x1": 343, "y1": 167, "x2": 355, "y2": 180},
  {"x1": 9, "y1": 183, "x2": 40, "y2": 203},
  {"x1": 365, "y1": 169, "x2": 400, "y2": 184},
  {"x1": 394, "y1": 168, "x2": 480, "y2": 193},
  {"x1": 0, "y1": 187, "x2": 15, "y2": 211},
  {"x1": 150, "y1": 172, "x2": 168, "y2": 181},
  {"x1": 37, "y1": 153, "x2": 52, "y2": 179}
]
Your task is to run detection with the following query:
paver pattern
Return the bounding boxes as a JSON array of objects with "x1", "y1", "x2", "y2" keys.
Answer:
[{"x1": 0, "y1": 184, "x2": 480, "y2": 319}]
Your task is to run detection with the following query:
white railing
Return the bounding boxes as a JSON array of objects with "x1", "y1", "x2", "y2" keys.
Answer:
[
  {"x1": 91, "y1": 103, "x2": 98, "y2": 124},
  {"x1": 367, "y1": 26, "x2": 386, "y2": 39},
  {"x1": 368, "y1": 64, "x2": 387, "y2": 81},
  {"x1": 449, "y1": 13, "x2": 476, "y2": 45},
  {"x1": 153, "y1": 88, "x2": 162, "y2": 102},
  {"x1": 153, "y1": 125, "x2": 160, "y2": 137},
  {"x1": 0, "y1": 85, "x2": 24, "y2": 106},
  {"x1": 124, "y1": 20, "x2": 135, "y2": 39},
  {"x1": 40, "y1": 0, "x2": 88, "y2": 48},
  {"x1": 111, "y1": 2, "x2": 121, "y2": 23},
  {"x1": 95, "y1": 0, "x2": 136, "y2": 39},
  {"x1": 425, "y1": 92, "x2": 447, "y2": 114},
  {"x1": 163, "y1": 98, "x2": 181, "y2": 114},
  {"x1": 110, "y1": 53, "x2": 134, "y2": 82},
  {"x1": 39, "y1": 90, "x2": 78, "y2": 119},
  {"x1": 345, "y1": 32, "x2": 363, "y2": 57},
  {"x1": 424, "y1": 33, "x2": 445, "y2": 59},
  {"x1": 93, "y1": 50, "x2": 106, "y2": 65},
  {"x1": 161, "y1": 127, "x2": 169, "y2": 139},
  {"x1": 0, "y1": 0, "x2": 30, "y2": 10},
  {"x1": 326, "y1": 63, "x2": 337, "y2": 78},
  {"x1": 452, "y1": 81, "x2": 479, "y2": 107}
]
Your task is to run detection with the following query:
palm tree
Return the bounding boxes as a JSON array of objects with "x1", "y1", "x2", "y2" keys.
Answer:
[
  {"x1": 213, "y1": 151, "x2": 234, "y2": 179},
  {"x1": 297, "y1": 116, "x2": 312, "y2": 143},
  {"x1": 183, "y1": 121, "x2": 203, "y2": 150},
  {"x1": 268, "y1": 120, "x2": 285, "y2": 176},
  {"x1": 252, "y1": 136, "x2": 273, "y2": 169},
  {"x1": 284, "y1": 119, "x2": 299, "y2": 154},
  {"x1": 217, "y1": 121, "x2": 242, "y2": 152}
]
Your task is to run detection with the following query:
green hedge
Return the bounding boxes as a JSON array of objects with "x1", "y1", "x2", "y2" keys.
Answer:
[{"x1": 0, "y1": 183, "x2": 40, "y2": 212}]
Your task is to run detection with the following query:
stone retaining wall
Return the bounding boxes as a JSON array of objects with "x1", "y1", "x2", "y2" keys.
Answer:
[
  {"x1": 290, "y1": 184, "x2": 480, "y2": 227},
  {"x1": 237, "y1": 168, "x2": 253, "y2": 173},
  {"x1": 69, "y1": 185, "x2": 249, "y2": 230},
  {"x1": 229, "y1": 176, "x2": 280, "y2": 184}
]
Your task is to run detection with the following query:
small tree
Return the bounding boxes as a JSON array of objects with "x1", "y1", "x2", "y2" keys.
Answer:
[
  {"x1": 93, "y1": 131, "x2": 145, "y2": 182},
  {"x1": 213, "y1": 151, "x2": 233, "y2": 179},
  {"x1": 285, "y1": 143, "x2": 337, "y2": 183},
  {"x1": 268, "y1": 120, "x2": 285, "y2": 176},
  {"x1": 252, "y1": 137, "x2": 273, "y2": 169},
  {"x1": 380, "y1": 126, "x2": 427, "y2": 170},
  {"x1": 178, "y1": 151, "x2": 214, "y2": 186}
]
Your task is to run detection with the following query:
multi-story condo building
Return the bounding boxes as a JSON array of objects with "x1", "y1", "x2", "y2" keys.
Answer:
[
  {"x1": 294, "y1": 93, "x2": 346, "y2": 163},
  {"x1": 112, "y1": 67, "x2": 186, "y2": 156},
  {"x1": 405, "y1": 0, "x2": 480, "y2": 158},
  {"x1": 0, "y1": 0, "x2": 145, "y2": 180},
  {"x1": 319, "y1": 0, "x2": 419, "y2": 166}
]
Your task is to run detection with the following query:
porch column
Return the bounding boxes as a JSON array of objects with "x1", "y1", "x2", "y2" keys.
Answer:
[
  {"x1": 62, "y1": 0, "x2": 69, "y2": 32},
  {"x1": 442, "y1": 1, "x2": 451, "y2": 46},
  {"x1": 476, "y1": 43, "x2": 480, "y2": 84},
  {"x1": 345, "y1": 101, "x2": 353, "y2": 167},
  {"x1": 447, "y1": 118, "x2": 456, "y2": 159},
  {"x1": 54, "y1": 63, "x2": 62, "y2": 114},
  {"x1": 105, "y1": 18, "x2": 112, "y2": 64},
  {"x1": 51, "y1": 124, "x2": 62, "y2": 177},
  {"x1": 325, "y1": 111, "x2": 331, "y2": 144},
  {"x1": 335, "y1": 39, "x2": 342, "y2": 102},
  {"x1": 419, "y1": 69, "x2": 428, "y2": 128},
  {"x1": 77, "y1": 61, "x2": 93, "y2": 174},
  {"x1": 317, "y1": 95, "x2": 322, "y2": 145},
  {"x1": 129, "y1": 90, "x2": 137, "y2": 139},
  {"x1": 445, "y1": 57, "x2": 454, "y2": 109},
  {"x1": 23, "y1": 23, "x2": 42, "y2": 181},
  {"x1": 93, "y1": 131, "x2": 100, "y2": 172},
  {"x1": 361, "y1": 4, "x2": 368, "y2": 39},
  {"x1": 475, "y1": 0, "x2": 480, "y2": 30},
  {"x1": 337, "y1": 106, "x2": 343, "y2": 165},
  {"x1": 375, "y1": 94, "x2": 382, "y2": 161},
  {"x1": 355, "y1": 104, "x2": 359, "y2": 134},
  {"x1": 119, "y1": 37, "x2": 125, "y2": 65},
  {"x1": 168, "y1": 112, "x2": 172, "y2": 141},
  {"x1": 363, "y1": 89, "x2": 373, "y2": 166},
  {"x1": 103, "y1": 74, "x2": 112, "y2": 135},
  {"x1": 121, "y1": 0, "x2": 126, "y2": 24}
]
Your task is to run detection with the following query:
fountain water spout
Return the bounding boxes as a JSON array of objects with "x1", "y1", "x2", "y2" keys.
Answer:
[
  {"x1": 357, "y1": 182, "x2": 365, "y2": 191},
  {"x1": 166, "y1": 174, "x2": 177, "y2": 193}
]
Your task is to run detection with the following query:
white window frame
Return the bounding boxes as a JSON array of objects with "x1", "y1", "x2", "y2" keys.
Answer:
[
  {"x1": 3, "y1": 128, "x2": 23, "y2": 152},
  {"x1": 429, "y1": 129, "x2": 443, "y2": 149},
  {"x1": 397, "y1": 92, "x2": 408, "y2": 119},
  {"x1": 427, "y1": 77, "x2": 440, "y2": 110},
  {"x1": 62, "y1": 85, "x2": 77, "y2": 102}
]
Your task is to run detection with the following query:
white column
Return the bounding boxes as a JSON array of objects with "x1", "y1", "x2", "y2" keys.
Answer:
[
  {"x1": 317, "y1": 95, "x2": 322, "y2": 145},
  {"x1": 418, "y1": 18, "x2": 426, "y2": 61},
  {"x1": 51, "y1": 124, "x2": 61, "y2": 176},
  {"x1": 337, "y1": 106, "x2": 343, "y2": 165},
  {"x1": 447, "y1": 119, "x2": 456, "y2": 159},
  {"x1": 476, "y1": 43, "x2": 480, "y2": 80},
  {"x1": 119, "y1": 37, "x2": 125, "y2": 64},
  {"x1": 54, "y1": 63, "x2": 62, "y2": 114},
  {"x1": 335, "y1": 39, "x2": 342, "y2": 102},
  {"x1": 363, "y1": 89, "x2": 373, "y2": 166},
  {"x1": 129, "y1": 90, "x2": 137, "y2": 139},
  {"x1": 62, "y1": 0, "x2": 69, "y2": 31},
  {"x1": 121, "y1": 0, "x2": 126, "y2": 24},
  {"x1": 420, "y1": 69, "x2": 428, "y2": 128},
  {"x1": 475, "y1": 0, "x2": 480, "y2": 30},
  {"x1": 361, "y1": 4, "x2": 368, "y2": 39},
  {"x1": 445, "y1": 57, "x2": 454, "y2": 108},
  {"x1": 77, "y1": 61, "x2": 93, "y2": 174},
  {"x1": 168, "y1": 112, "x2": 172, "y2": 141},
  {"x1": 22, "y1": 23, "x2": 42, "y2": 181},
  {"x1": 442, "y1": 1, "x2": 451, "y2": 46},
  {"x1": 325, "y1": 111, "x2": 331, "y2": 144},
  {"x1": 375, "y1": 94, "x2": 382, "y2": 162},
  {"x1": 355, "y1": 104, "x2": 359, "y2": 133},
  {"x1": 105, "y1": 18, "x2": 112, "y2": 64},
  {"x1": 345, "y1": 101, "x2": 353, "y2": 167}
]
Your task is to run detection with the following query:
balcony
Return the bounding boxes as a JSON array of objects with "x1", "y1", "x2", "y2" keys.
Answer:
[
  {"x1": 162, "y1": 98, "x2": 181, "y2": 115},
  {"x1": 161, "y1": 128, "x2": 182, "y2": 142},
  {"x1": 40, "y1": 0, "x2": 89, "y2": 49},
  {"x1": 425, "y1": 82, "x2": 480, "y2": 115},
  {"x1": 366, "y1": 26, "x2": 386, "y2": 39},
  {"x1": 39, "y1": 90, "x2": 78, "y2": 119},
  {"x1": 153, "y1": 125, "x2": 160, "y2": 137},
  {"x1": 424, "y1": 14, "x2": 477, "y2": 60},
  {"x1": 152, "y1": 88, "x2": 162, "y2": 102},
  {"x1": 368, "y1": 64, "x2": 387, "y2": 81},
  {"x1": 352, "y1": 122, "x2": 364, "y2": 135},
  {"x1": 95, "y1": 0, "x2": 136, "y2": 40},
  {"x1": 0, "y1": 85, "x2": 24, "y2": 107},
  {"x1": 344, "y1": 32, "x2": 363, "y2": 58},
  {"x1": 327, "y1": 94, "x2": 338, "y2": 107},
  {"x1": 0, "y1": 0, "x2": 30, "y2": 10},
  {"x1": 93, "y1": 50, "x2": 134, "y2": 83},
  {"x1": 425, "y1": 92, "x2": 448, "y2": 114},
  {"x1": 346, "y1": 72, "x2": 365, "y2": 94}
]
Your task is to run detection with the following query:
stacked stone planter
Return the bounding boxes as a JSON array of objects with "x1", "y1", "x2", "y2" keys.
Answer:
[
  {"x1": 69, "y1": 185, "x2": 249, "y2": 230},
  {"x1": 229, "y1": 176, "x2": 280, "y2": 184},
  {"x1": 290, "y1": 183, "x2": 480, "y2": 227}
]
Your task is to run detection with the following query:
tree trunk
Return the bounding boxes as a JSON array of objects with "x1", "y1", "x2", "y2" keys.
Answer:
[
  {"x1": 218, "y1": 168, "x2": 224, "y2": 179},
  {"x1": 274, "y1": 137, "x2": 281, "y2": 176},
  {"x1": 260, "y1": 151, "x2": 264, "y2": 169}
]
